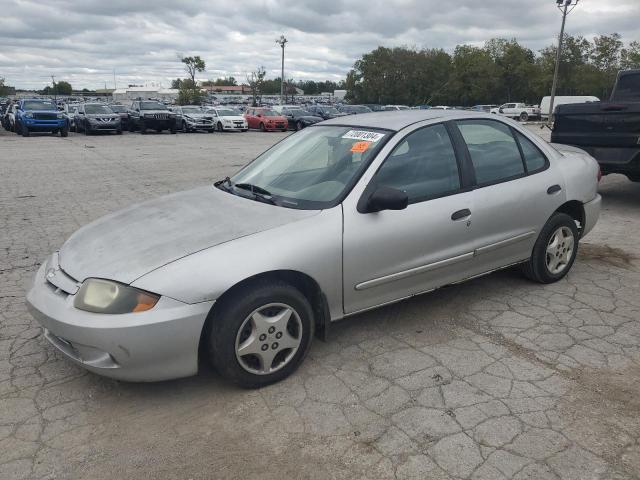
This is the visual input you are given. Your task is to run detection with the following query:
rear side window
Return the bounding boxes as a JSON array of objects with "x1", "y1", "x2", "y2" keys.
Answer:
[
  {"x1": 374, "y1": 124, "x2": 460, "y2": 203},
  {"x1": 516, "y1": 132, "x2": 547, "y2": 172},
  {"x1": 457, "y1": 120, "x2": 525, "y2": 185}
]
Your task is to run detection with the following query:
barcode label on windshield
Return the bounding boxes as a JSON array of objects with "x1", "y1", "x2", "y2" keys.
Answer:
[{"x1": 342, "y1": 130, "x2": 385, "y2": 143}]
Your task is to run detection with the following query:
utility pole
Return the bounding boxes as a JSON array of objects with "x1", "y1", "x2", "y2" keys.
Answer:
[
  {"x1": 275, "y1": 34, "x2": 288, "y2": 105},
  {"x1": 548, "y1": 0, "x2": 580, "y2": 124},
  {"x1": 50, "y1": 75, "x2": 57, "y2": 103}
]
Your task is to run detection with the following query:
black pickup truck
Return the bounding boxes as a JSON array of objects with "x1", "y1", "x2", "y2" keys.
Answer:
[{"x1": 551, "y1": 69, "x2": 640, "y2": 182}]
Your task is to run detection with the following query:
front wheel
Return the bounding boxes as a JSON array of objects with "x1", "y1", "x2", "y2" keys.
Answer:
[
  {"x1": 208, "y1": 280, "x2": 314, "y2": 388},
  {"x1": 21, "y1": 124, "x2": 29, "y2": 137},
  {"x1": 182, "y1": 121, "x2": 189, "y2": 133},
  {"x1": 259, "y1": 122, "x2": 266, "y2": 132},
  {"x1": 217, "y1": 122, "x2": 223, "y2": 132},
  {"x1": 522, "y1": 212, "x2": 578, "y2": 283}
]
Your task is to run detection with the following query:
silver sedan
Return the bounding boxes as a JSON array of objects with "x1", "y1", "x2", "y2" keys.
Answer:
[{"x1": 27, "y1": 110, "x2": 601, "y2": 387}]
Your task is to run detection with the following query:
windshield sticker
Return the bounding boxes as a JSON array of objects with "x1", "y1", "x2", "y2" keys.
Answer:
[
  {"x1": 351, "y1": 141, "x2": 371, "y2": 153},
  {"x1": 342, "y1": 130, "x2": 385, "y2": 143}
]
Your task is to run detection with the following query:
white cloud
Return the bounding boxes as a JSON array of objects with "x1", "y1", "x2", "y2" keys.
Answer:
[{"x1": 0, "y1": 0, "x2": 638, "y2": 89}]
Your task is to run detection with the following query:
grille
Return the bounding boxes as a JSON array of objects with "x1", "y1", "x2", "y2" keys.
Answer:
[
  {"x1": 34, "y1": 113, "x2": 57, "y2": 120},
  {"x1": 146, "y1": 113, "x2": 169, "y2": 120}
]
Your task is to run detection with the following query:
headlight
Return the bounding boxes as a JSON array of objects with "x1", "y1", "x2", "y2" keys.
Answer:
[
  {"x1": 74, "y1": 278, "x2": 160, "y2": 314},
  {"x1": 24, "y1": 112, "x2": 33, "y2": 118}
]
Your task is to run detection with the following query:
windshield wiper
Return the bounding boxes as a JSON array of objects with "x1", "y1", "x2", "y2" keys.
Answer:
[{"x1": 234, "y1": 183, "x2": 278, "y2": 205}]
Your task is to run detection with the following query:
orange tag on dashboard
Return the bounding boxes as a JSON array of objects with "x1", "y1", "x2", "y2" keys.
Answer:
[{"x1": 351, "y1": 141, "x2": 370, "y2": 153}]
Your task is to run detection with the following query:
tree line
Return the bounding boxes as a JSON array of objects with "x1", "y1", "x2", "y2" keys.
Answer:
[{"x1": 345, "y1": 33, "x2": 640, "y2": 106}]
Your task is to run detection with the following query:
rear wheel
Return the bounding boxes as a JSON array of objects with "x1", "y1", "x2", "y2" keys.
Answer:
[
  {"x1": 259, "y1": 122, "x2": 266, "y2": 132},
  {"x1": 519, "y1": 112, "x2": 529, "y2": 122},
  {"x1": 208, "y1": 281, "x2": 314, "y2": 388},
  {"x1": 522, "y1": 212, "x2": 578, "y2": 283}
]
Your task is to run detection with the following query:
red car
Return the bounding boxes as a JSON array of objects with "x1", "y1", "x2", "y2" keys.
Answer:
[{"x1": 244, "y1": 107, "x2": 288, "y2": 132}]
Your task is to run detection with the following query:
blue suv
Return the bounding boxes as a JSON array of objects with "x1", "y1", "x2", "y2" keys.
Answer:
[{"x1": 15, "y1": 99, "x2": 68, "y2": 137}]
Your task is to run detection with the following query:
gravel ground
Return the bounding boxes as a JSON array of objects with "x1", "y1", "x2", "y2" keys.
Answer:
[{"x1": 1, "y1": 125, "x2": 640, "y2": 480}]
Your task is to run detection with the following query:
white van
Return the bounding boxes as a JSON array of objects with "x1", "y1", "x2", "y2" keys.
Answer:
[{"x1": 540, "y1": 95, "x2": 599, "y2": 120}]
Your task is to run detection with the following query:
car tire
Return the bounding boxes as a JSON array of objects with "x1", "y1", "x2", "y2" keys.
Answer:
[
  {"x1": 259, "y1": 122, "x2": 266, "y2": 132},
  {"x1": 21, "y1": 124, "x2": 29, "y2": 137},
  {"x1": 61, "y1": 126, "x2": 69, "y2": 137},
  {"x1": 207, "y1": 280, "x2": 314, "y2": 388},
  {"x1": 139, "y1": 121, "x2": 146, "y2": 134},
  {"x1": 74, "y1": 122, "x2": 79, "y2": 133},
  {"x1": 296, "y1": 121, "x2": 303, "y2": 131},
  {"x1": 519, "y1": 112, "x2": 529, "y2": 122},
  {"x1": 84, "y1": 124, "x2": 91, "y2": 135},
  {"x1": 116, "y1": 128, "x2": 122, "y2": 135},
  {"x1": 182, "y1": 121, "x2": 188, "y2": 133},
  {"x1": 217, "y1": 122, "x2": 223, "y2": 132},
  {"x1": 522, "y1": 212, "x2": 579, "y2": 284}
]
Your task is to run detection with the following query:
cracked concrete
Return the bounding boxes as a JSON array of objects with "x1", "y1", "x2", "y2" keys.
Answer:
[{"x1": 1, "y1": 126, "x2": 640, "y2": 479}]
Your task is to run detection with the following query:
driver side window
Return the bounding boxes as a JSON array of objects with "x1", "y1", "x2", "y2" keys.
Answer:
[{"x1": 373, "y1": 124, "x2": 461, "y2": 203}]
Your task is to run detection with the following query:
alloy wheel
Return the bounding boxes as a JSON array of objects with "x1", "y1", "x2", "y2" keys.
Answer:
[
  {"x1": 234, "y1": 303, "x2": 303, "y2": 375},
  {"x1": 546, "y1": 226, "x2": 574, "y2": 275}
]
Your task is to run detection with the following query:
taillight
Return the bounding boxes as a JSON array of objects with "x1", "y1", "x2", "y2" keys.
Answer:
[{"x1": 597, "y1": 166, "x2": 602, "y2": 183}]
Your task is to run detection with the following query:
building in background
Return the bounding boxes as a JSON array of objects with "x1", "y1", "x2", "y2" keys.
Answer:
[{"x1": 112, "y1": 86, "x2": 179, "y2": 103}]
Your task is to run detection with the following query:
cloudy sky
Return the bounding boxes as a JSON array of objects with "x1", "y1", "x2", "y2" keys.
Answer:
[{"x1": 1, "y1": 0, "x2": 638, "y2": 90}]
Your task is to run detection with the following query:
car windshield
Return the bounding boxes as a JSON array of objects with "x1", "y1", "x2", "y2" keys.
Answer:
[
  {"x1": 289, "y1": 109, "x2": 308, "y2": 116},
  {"x1": 23, "y1": 100, "x2": 56, "y2": 110},
  {"x1": 140, "y1": 101, "x2": 167, "y2": 110},
  {"x1": 217, "y1": 109, "x2": 237, "y2": 116},
  {"x1": 228, "y1": 125, "x2": 390, "y2": 209},
  {"x1": 261, "y1": 110, "x2": 279, "y2": 116},
  {"x1": 85, "y1": 105, "x2": 113, "y2": 114},
  {"x1": 325, "y1": 107, "x2": 339, "y2": 114},
  {"x1": 181, "y1": 107, "x2": 201, "y2": 113},
  {"x1": 109, "y1": 105, "x2": 126, "y2": 112}
]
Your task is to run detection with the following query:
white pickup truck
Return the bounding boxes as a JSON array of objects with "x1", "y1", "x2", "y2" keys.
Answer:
[{"x1": 490, "y1": 103, "x2": 540, "y2": 121}]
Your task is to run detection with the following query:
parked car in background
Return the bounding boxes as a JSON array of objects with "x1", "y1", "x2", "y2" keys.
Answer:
[
  {"x1": 551, "y1": 69, "x2": 640, "y2": 182},
  {"x1": 128, "y1": 100, "x2": 177, "y2": 134},
  {"x1": 431, "y1": 106, "x2": 453, "y2": 110},
  {"x1": 306, "y1": 105, "x2": 347, "y2": 120},
  {"x1": 14, "y1": 98, "x2": 68, "y2": 137},
  {"x1": 171, "y1": 106, "x2": 214, "y2": 133},
  {"x1": 273, "y1": 105, "x2": 323, "y2": 130},
  {"x1": 490, "y1": 103, "x2": 540, "y2": 121},
  {"x1": 539, "y1": 96, "x2": 599, "y2": 121},
  {"x1": 74, "y1": 103, "x2": 122, "y2": 135},
  {"x1": 26, "y1": 110, "x2": 600, "y2": 387},
  {"x1": 362, "y1": 104, "x2": 384, "y2": 112},
  {"x1": 206, "y1": 107, "x2": 248, "y2": 132},
  {"x1": 2, "y1": 103, "x2": 16, "y2": 132},
  {"x1": 62, "y1": 103, "x2": 79, "y2": 129},
  {"x1": 244, "y1": 107, "x2": 288, "y2": 131},
  {"x1": 108, "y1": 104, "x2": 130, "y2": 130},
  {"x1": 337, "y1": 105, "x2": 373, "y2": 115},
  {"x1": 383, "y1": 105, "x2": 411, "y2": 111},
  {"x1": 471, "y1": 105, "x2": 498, "y2": 113}
]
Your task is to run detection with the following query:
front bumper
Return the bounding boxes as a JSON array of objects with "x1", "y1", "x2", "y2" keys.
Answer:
[
  {"x1": 582, "y1": 194, "x2": 601, "y2": 238},
  {"x1": 185, "y1": 120, "x2": 214, "y2": 130},
  {"x1": 221, "y1": 121, "x2": 247, "y2": 130},
  {"x1": 26, "y1": 258, "x2": 213, "y2": 382},
  {"x1": 22, "y1": 118, "x2": 66, "y2": 130},
  {"x1": 88, "y1": 121, "x2": 121, "y2": 131}
]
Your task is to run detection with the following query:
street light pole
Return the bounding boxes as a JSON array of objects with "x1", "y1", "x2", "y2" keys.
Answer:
[
  {"x1": 275, "y1": 34, "x2": 288, "y2": 105},
  {"x1": 548, "y1": 0, "x2": 579, "y2": 124}
]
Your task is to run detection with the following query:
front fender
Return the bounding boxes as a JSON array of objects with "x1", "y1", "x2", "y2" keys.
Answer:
[{"x1": 131, "y1": 207, "x2": 344, "y2": 321}]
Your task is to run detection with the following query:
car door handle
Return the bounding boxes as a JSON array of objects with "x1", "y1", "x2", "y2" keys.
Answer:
[
  {"x1": 451, "y1": 209, "x2": 471, "y2": 221},
  {"x1": 547, "y1": 185, "x2": 562, "y2": 195}
]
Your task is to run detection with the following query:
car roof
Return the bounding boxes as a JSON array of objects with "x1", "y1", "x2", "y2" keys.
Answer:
[{"x1": 319, "y1": 109, "x2": 485, "y2": 131}]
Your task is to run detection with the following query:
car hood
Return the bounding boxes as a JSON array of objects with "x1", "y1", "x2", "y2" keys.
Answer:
[
  {"x1": 141, "y1": 110, "x2": 173, "y2": 115},
  {"x1": 58, "y1": 186, "x2": 318, "y2": 285},
  {"x1": 220, "y1": 115, "x2": 245, "y2": 121},
  {"x1": 183, "y1": 113, "x2": 211, "y2": 119}
]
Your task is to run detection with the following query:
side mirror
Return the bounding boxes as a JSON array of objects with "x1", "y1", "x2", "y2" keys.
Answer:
[
  {"x1": 358, "y1": 186, "x2": 409, "y2": 213},
  {"x1": 257, "y1": 113, "x2": 263, "y2": 117}
]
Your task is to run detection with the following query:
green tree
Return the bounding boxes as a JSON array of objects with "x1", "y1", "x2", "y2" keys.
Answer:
[
  {"x1": 0, "y1": 77, "x2": 15, "y2": 96},
  {"x1": 171, "y1": 78, "x2": 183, "y2": 89},
  {"x1": 56, "y1": 81, "x2": 72, "y2": 95},
  {"x1": 621, "y1": 41, "x2": 640, "y2": 70},
  {"x1": 179, "y1": 56, "x2": 206, "y2": 104},
  {"x1": 246, "y1": 66, "x2": 266, "y2": 106},
  {"x1": 448, "y1": 45, "x2": 499, "y2": 105}
]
